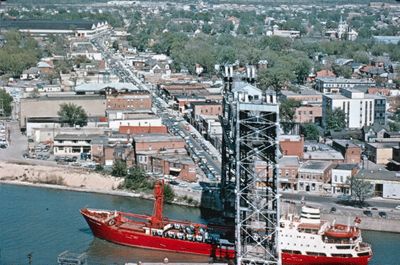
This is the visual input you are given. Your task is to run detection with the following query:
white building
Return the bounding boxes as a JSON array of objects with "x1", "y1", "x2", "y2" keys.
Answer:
[
  {"x1": 322, "y1": 88, "x2": 386, "y2": 129},
  {"x1": 331, "y1": 164, "x2": 358, "y2": 195},
  {"x1": 315, "y1": 77, "x2": 375, "y2": 94}
]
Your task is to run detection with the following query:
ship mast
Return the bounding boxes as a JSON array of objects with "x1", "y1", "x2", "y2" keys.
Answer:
[{"x1": 150, "y1": 180, "x2": 164, "y2": 228}]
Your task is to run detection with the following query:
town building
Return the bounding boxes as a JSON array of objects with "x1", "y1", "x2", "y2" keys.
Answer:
[
  {"x1": 332, "y1": 140, "x2": 362, "y2": 164},
  {"x1": 322, "y1": 88, "x2": 386, "y2": 129},
  {"x1": 19, "y1": 94, "x2": 106, "y2": 131},
  {"x1": 279, "y1": 135, "x2": 304, "y2": 158},
  {"x1": 53, "y1": 134, "x2": 95, "y2": 159},
  {"x1": 315, "y1": 77, "x2": 375, "y2": 94},
  {"x1": 281, "y1": 89, "x2": 322, "y2": 103},
  {"x1": 365, "y1": 142, "x2": 398, "y2": 164},
  {"x1": 331, "y1": 164, "x2": 358, "y2": 195},
  {"x1": 356, "y1": 169, "x2": 400, "y2": 199},
  {"x1": 132, "y1": 134, "x2": 186, "y2": 171},
  {"x1": 106, "y1": 91, "x2": 152, "y2": 111},
  {"x1": 279, "y1": 156, "x2": 300, "y2": 191},
  {"x1": 303, "y1": 142, "x2": 345, "y2": 163},
  {"x1": 297, "y1": 160, "x2": 332, "y2": 193}
]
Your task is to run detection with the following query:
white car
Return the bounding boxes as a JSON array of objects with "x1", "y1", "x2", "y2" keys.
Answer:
[{"x1": 395, "y1": 205, "x2": 400, "y2": 210}]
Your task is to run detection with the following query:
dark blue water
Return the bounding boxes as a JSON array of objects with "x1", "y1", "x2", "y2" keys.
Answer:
[{"x1": 0, "y1": 184, "x2": 399, "y2": 265}]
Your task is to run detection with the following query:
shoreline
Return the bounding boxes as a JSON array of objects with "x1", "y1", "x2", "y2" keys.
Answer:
[{"x1": 0, "y1": 180, "x2": 196, "y2": 208}]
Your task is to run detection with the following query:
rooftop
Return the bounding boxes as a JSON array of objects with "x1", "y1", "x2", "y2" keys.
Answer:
[
  {"x1": 75, "y1": 82, "x2": 139, "y2": 93},
  {"x1": 54, "y1": 134, "x2": 98, "y2": 141},
  {"x1": 279, "y1": 156, "x2": 300, "y2": 167},
  {"x1": 133, "y1": 134, "x2": 183, "y2": 143},
  {"x1": 299, "y1": 160, "x2": 332, "y2": 172},
  {"x1": 334, "y1": 163, "x2": 358, "y2": 170},
  {"x1": 316, "y1": 77, "x2": 375, "y2": 84}
]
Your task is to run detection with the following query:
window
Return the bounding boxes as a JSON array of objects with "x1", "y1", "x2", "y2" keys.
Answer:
[
  {"x1": 335, "y1": 175, "x2": 337, "y2": 182},
  {"x1": 340, "y1": 176, "x2": 343, "y2": 183}
]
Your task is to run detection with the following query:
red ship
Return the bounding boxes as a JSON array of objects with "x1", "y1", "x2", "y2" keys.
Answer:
[{"x1": 81, "y1": 180, "x2": 235, "y2": 259}]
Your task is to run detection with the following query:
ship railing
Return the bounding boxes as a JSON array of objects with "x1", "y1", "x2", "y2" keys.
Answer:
[{"x1": 359, "y1": 242, "x2": 371, "y2": 251}]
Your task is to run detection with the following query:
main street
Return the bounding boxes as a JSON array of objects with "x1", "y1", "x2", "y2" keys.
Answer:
[
  {"x1": 91, "y1": 34, "x2": 222, "y2": 183},
  {"x1": 91, "y1": 32, "x2": 400, "y2": 213}
]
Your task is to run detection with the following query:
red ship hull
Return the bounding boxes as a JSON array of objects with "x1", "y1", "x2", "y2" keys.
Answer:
[
  {"x1": 81, "y1": 210, "x2": 235, "y2": 259},
  {"x1": 282, "y1": 253, "x2": 371, "y2": 265}
]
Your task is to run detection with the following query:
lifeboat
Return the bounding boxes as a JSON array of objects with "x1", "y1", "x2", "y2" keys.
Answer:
[{"x1": 324, "y1": 224, "x2": 359, "y2": 238}]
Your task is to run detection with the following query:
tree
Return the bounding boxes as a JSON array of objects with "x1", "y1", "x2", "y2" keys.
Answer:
[
  {"x1": 57, "y1": 103, "x2": 88, "y2": 127},
  {"x1": 279, "y1": 99, "x2": 301, "y2": 133},
  {"x1": 258, "y1": 67, "x2": 295, "y2": 92},
  {"x1": 389, "y1": 122, "x2": 400, "y2": 132},
  {"x1": 112, "y1": 40, "x2": 119, "y2": 51},
  {"x1": 112, "y1": 160, "x2": 128, "y2": 178},
  {"x1": 325, "y1": 108, "x2": 346, "y2": 131},
  {"x1": 349, "y1": 175, "x2": 373, "y2": 206},
  {"x1": 0, "y1": 90, "x2": 13, "y2": 117},
  {"x1": 164, "y1": 184, "x2": 175, "y2": 203},
  {"x1": 301, "y1": 123, "x2": 320, "y2": 141},
  {"x1": 332, "y1": 64, "x2": 352, "y2": 78}
]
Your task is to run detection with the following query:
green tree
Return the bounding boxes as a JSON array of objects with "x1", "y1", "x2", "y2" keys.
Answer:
[
  {"x1": 349, "y1": 175, "x2": 373, "y2": 206},
  {"x1": 164, "y1": 184, "x2": 175, "y2": 203},
  {"x1": 279, "y1": 99, "x2": 301, "y2": 133},
  {"x1": 332, "y1": 64, "x2": 352, "y2": 78},
  {"x1": 258, "y1": 67, "x2": 295, "y2": 92},
  {"x1": 389, "y1": 122, "x2": 400, "y2": 132},
  {"x1": 325, "y1": 108, "x2": 346, "y2": 131},
  {"x1": 112, "y1": 160, "x2": 128, "y2": 178},
  {"x1": 301, "y1": 123, "x2": 320, "y2": 141},
  {"x1": 112, "y1": 40, "x2": 119, "y2": 51},
  {"x1": 57, "y1": 103, "x2": 88, "y2": 127},
  {"x1": 0, "y1": 90, "x2": 13, "y2": 117}
]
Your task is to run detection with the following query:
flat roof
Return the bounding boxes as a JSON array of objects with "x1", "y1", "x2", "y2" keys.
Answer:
[
  {"x1": 333, "y1": 139, "x2": 359, "y2": 148},
  {"x1": 334, "y1": 164, "x2": 358, "y2": 170},
  {"x1": 54, "y1": 134, "x2": 98, "y2": 141},
  {"x1": 299, "y1": 160, "x2": 332, "y2": 172},
  {"x1": 367, "y1": 142, "x2": 398, "y2": 149},
  {"x1": 133, "y1": 134, "x2": 183, "y2": 142},
  {"x1": 21, "y1": 94, "x2": 105, "y2": 101},
  {"x1": 279, "y1": 156, "x2": 299, "y2": 167},
  {"x1": 316, "y1": 77, "x2": 375, "y2": 84},
  {"x1": 75, "y1": 82, "x2": 139, "y2": 92}
]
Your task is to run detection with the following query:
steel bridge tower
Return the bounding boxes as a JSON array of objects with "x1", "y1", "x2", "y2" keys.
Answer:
[{"x1": 220, "y1": 66, "x2": 281, "y2": 265}]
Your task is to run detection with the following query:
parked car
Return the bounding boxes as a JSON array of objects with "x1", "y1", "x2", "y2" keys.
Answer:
[
  {"x1": 378, "y1": 211, "x2": 387, "y2": 218},
  {"x1": 363, "y1": 210, "x2": 372, "y2": 217},
  {"x1": 330, "y1": 207, "x2": 337, "y2": 213},
  {"x1": 395, "y1": 205, "x2": 400, "y2": 210}
]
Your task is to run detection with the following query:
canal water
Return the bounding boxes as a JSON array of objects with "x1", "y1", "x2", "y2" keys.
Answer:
[{"x1": 0, "y1": 184, "x2": 398, "y2": 265}]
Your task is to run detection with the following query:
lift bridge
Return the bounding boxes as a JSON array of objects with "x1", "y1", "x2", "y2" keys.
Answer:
[{"x1": 220, "y1": 66, "x2": 281, "y2": 265}]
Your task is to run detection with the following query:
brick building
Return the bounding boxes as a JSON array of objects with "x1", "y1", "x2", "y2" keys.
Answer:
[
  {"x1": 151, "y1": 155, "x2": 197, "y2": 182},
  {"x1": 106, "y1": 91, "x2": 152, "y2": 111},
  {"x1": 294, "y1": 105, "x2": 322, "y2": 124},
  {"x1": 133, "y1": 134, "x2": 187, "y2": 171},
  {"x1": 279, "y1": 135, "x2": 304, "y2": 157},
  {"x1": 332, "y1": 140, "x2": 362, "y2": 164},
  {"x1": 298, "y1": 160, "x2": 333, "y2": 193},
  {"x1": 279, "y1": 156, "x2": 300, "y2": 191}
]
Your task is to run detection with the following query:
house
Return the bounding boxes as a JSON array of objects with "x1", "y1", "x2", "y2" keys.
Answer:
[
  {"x1": 297, "y1": 160, "x2": 333, "y2": 193},
  {"x1": 294, "y1": 105, "x2": 322, "y2": 124},
  {"x1": 91, "y1": 135, "x2": 135, "y2": 167},
  {"x1": 281, "y1": 89, "x2": 322, "y2": 103},
  {"x1": 331, "y1": 164, "x2": 358, "y2": 195},
  {"x1": 20, "y1": 67, "x2": 40, "y2": 80}
]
